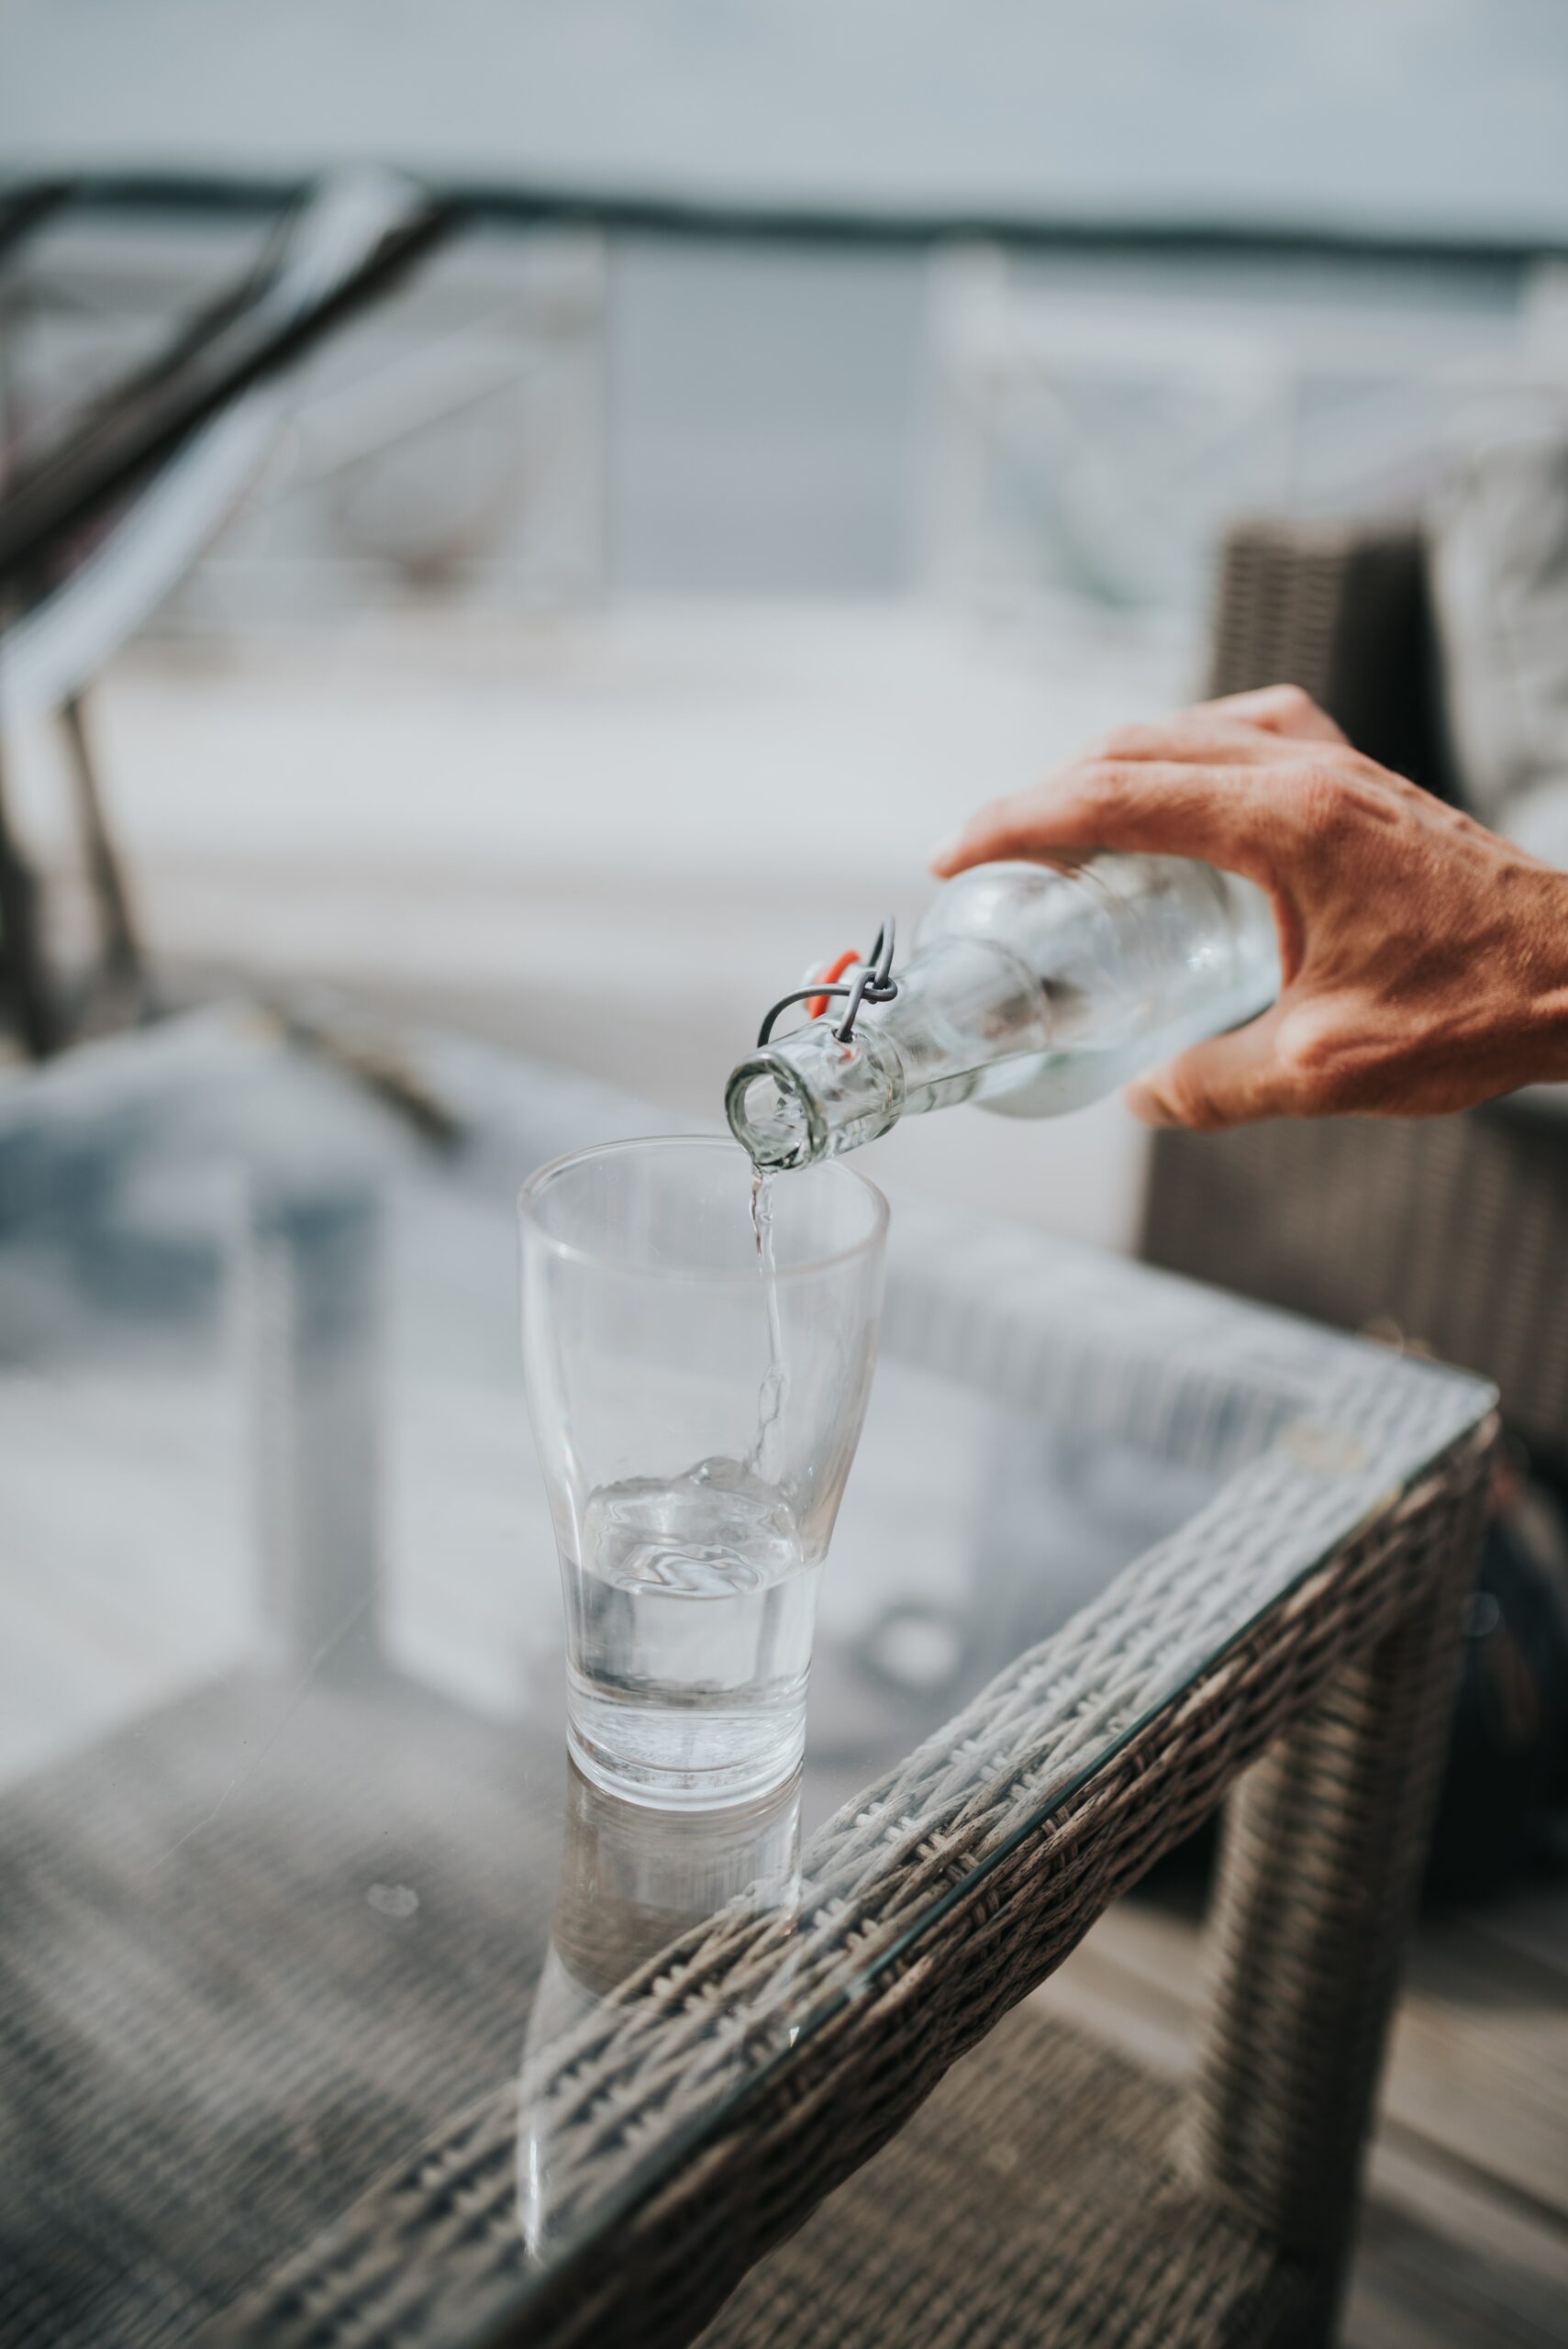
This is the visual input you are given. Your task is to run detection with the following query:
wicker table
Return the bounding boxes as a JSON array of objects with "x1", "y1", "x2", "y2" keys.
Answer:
[{"x1": 0, "y1": 1011, "x2": 1495, "y2": 2349}]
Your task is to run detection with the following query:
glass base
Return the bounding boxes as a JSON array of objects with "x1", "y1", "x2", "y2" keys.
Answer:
[{"x1": 565, "y1": 1681, "x2": 806, "y2": 1811}]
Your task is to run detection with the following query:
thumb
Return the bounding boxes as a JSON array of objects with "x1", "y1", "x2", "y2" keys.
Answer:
[{"x1": 1124, "y1": 1007, "x2": 1292, "y2": 1130}]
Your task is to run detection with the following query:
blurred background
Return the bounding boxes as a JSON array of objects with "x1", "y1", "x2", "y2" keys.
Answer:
[{"x1": 6, "y1": 0, "x2": 1567, "y2": 1249}]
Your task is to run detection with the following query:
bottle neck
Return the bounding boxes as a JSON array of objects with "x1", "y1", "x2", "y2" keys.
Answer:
[
  {"x1": 726, "y1": 1020, "x2": 906, "y2": 1170},
  {"x1": 728, "y1": 935, "x2": 1046, "y2": 1169}
]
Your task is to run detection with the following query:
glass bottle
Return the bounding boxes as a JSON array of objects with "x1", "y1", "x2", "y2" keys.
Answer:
[{"x1": 726, "y1": 855, "x2": 1279, "y2": 1170}]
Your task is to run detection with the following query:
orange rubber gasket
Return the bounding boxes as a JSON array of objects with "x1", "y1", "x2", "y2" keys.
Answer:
[{"x1": 806, "y1": 949, "x2": 860, "y2": 1020}]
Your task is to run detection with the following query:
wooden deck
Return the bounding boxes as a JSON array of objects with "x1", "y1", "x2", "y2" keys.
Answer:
[{"x1": 1036, "y1": 1872, "x2": 1568, "y2": 2347}]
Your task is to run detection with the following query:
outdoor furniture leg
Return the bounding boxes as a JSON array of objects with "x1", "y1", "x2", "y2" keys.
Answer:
[
  {"x1": 59, "y1": 690, "x2": 147, "y2": 1009},
  {"x1": 245, "y1": 1177, "x2": 385, "y2": 1672},
  {"x1": 0, "y1": 729, "x2": 60, "y2": 1056},
  {"x1": 1183, "y1": 1523, "x2": 1480, "y2": 2333}
]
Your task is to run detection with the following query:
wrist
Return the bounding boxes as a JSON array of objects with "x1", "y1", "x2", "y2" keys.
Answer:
[{"x1": 1533, "y1": 871, "x2": 1568, "y2": 1085}]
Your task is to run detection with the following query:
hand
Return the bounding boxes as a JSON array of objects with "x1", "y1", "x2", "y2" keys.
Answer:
[{"x1": 930, "y1": 685, "x2": 1568, "y2": 1130}]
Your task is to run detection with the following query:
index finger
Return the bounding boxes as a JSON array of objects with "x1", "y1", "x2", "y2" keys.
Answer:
[{"x1": 929, "y1": 759, "x2": 1290, "y2": 892}]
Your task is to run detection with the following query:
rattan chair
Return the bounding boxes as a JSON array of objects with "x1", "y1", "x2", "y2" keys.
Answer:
[{"x1": 1143, "y1": 517, "x2": 1568, "y2": 1486}]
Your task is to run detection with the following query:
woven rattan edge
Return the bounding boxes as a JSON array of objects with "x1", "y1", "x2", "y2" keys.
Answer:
[
  {"x1": 514, "y1": 1418, "x2": 1496, "y2": 2349},
  {"x1": 209, "y1": 1414, "x2": 1496, "y2": 2349}
]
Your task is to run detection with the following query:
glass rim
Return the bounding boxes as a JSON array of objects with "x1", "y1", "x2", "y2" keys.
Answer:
[{"x1": 517, "y1": 1132, "x2": 889, "y2": 1281}]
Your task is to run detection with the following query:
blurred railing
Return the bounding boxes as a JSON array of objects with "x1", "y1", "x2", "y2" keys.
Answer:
[
  {"x1": 6, "y1": 168, "x2": 1567, "y2": 636},
  {"x1": 16, "y1": 169, "x2": 1568, "y2": 266},
  {"x1": 0, "y1": 179, "x2": 609, "y2": 633},
  {"x1": 923, "y1": 246, "x2": 1568, "y2": 617}
]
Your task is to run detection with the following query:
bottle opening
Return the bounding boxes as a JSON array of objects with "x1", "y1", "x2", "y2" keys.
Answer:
[{"x1": 725, "y1": 1057, "x2": 819, "y2": 1172}]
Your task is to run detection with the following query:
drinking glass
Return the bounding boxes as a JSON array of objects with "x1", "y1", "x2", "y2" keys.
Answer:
[{"x1": 519, "y1": 1136, "x2": 887, "y2": 1807}]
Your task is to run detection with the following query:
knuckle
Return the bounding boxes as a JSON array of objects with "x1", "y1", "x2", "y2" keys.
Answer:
[
  {"x1": 1265, "y1": 682, "x2": 1316, "y2": 720},
  {"x1": 1078, "y1": 758, "x2": 1135, "y2": 810},
  {"x1": 1278, "y1": 1008, "x2": 1333, "y2": 1081},
  {"x1": 1155, "y1": 1063, "x2": 1225, "y2": 1130},
  {"x1": 1275, "y1": 1003, "x2": 1367, "y2": 1108},
  {"x1": 1290, "y1": 759, "x2": 1355, "y2": 844},
  {"x1": 1250, "y1": 682, "x2": 1347, "y2": 745},
  {"x1": 1095, "y1": 721, "x2": 1161, "y2": 762}
]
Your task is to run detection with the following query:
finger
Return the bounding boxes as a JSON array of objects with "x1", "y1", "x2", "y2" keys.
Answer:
[
  {"x1": 1124, "y1": 1007, "x2": 1294, "y2": 1130},
  {"x1": 929, "y1": 760, "x2": 1285, "y2": 889},
  {"x1": 1194, "y1": 683, "x2": 1346, "y2": 744},
  {"x1": 1081, "y1": 715, "x2": 1307, "y2": 769},
  {"x1": 1051, "y1": 685, "x2": 1344, "y2": 782}
]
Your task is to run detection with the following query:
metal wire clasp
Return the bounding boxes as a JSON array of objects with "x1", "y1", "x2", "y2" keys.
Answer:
[{"x1": 756, "y1": 918, "x2": 898, "y2": 1048}]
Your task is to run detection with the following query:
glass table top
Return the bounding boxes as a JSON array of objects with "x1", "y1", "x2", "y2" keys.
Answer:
[{"x1": 0, "y1": 1008, "x2": 1493, "y2": 2347}]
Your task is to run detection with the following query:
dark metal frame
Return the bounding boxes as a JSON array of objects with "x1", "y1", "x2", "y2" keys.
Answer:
[{"x1": 0, "y1": 180, "x2": 454, "y2": 1054}]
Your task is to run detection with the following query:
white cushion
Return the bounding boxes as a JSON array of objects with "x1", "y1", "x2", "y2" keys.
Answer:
[{"x1": 1429, "y1": 430, "x2": 1568, "y2": 847}]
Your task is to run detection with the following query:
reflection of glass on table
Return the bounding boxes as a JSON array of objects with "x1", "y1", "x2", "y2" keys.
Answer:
[{"x1": 518, "y1": 1760, "x2": 803, "y2": 2258}]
